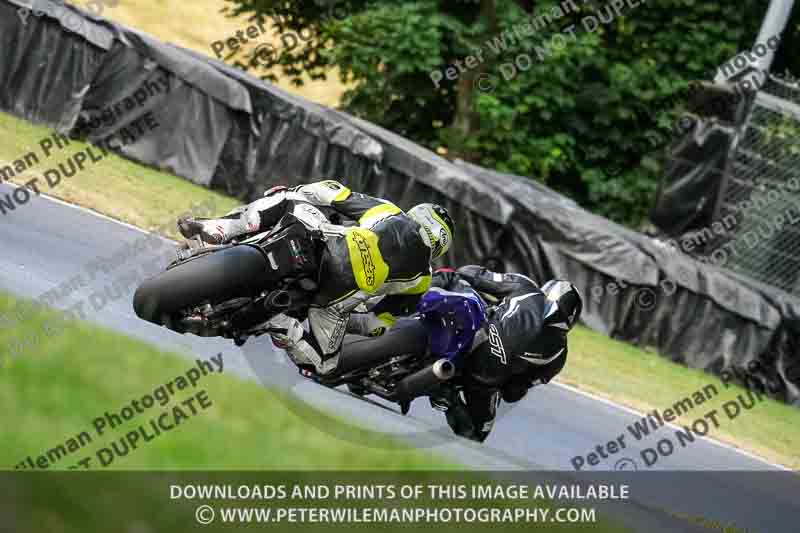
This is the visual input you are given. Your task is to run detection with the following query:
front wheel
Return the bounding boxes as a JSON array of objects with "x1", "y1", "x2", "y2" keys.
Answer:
[{"x1": 133, "y1": 245, "x2": 271, "y2": 327}]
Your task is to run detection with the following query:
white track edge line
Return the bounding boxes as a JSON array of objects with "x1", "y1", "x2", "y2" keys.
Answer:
[
  {"x1": 35, "y1": 192, "x2": 173, "y2": 240},
  {"x1": 553, "y1": 381, "x2": 790, "y2": 471}
]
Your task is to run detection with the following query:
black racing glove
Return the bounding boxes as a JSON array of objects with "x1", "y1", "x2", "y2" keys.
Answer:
[
  {"x1": 456, "y1": 265, "x2": 514, "y2": 302},
  {"x1": 431, "y1": 268, "x2": 459, "y2": 290},
  {"x1": 429, "y1": 386, "x2": 482, "y2": 442},
  {"x1": 501, "y1": 376, "x2": 531, "y2": 403}
]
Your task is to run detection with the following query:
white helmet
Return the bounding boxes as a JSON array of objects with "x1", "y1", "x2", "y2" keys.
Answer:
[{"x1": 407, "y1": 203, "x2": 455, "y2": 259}]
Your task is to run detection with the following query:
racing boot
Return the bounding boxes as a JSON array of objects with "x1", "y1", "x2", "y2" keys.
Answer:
[
  {"x1": 177, "y1": 215, "x2": 248, "y2": 245},
  {"x1": 266, "y1": 313, "x2": 340, "y2": 376},
  {"x1": 177, "y1": 191, "x2": 289, "y2": 245}
]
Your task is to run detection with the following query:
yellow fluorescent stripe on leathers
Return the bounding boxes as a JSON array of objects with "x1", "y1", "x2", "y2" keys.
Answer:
[
  {"x1": 333, "y1": 185, "x2": 351, "y2": 202},
  {"x1": 346, "y1": 228, "x2": 389, "y2": 293},
  {"x1": 358, "y1": 202, "x2": 402, "y2": 227},
  {"x1": 402, "y1": 274, "x2": 432, "y2": 295},
  {"x1": 377, "y1": 312, "x2": 398, "y2": 326}
]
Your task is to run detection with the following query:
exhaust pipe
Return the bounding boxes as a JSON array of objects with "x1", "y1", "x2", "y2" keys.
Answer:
[
  {"x1": 230, "y1": 290, "x2": 292, "y2": 330},
  {"x1": 432, "y1": 359, "x2": 456, "y2": 380},
  {"x1": 392, "y1": 359, "x2": 456, "y2": 402}
]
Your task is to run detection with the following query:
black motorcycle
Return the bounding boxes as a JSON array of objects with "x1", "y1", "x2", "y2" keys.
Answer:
[{"x1": 133, "y1": 201, "x2": 457, "y2": 414}]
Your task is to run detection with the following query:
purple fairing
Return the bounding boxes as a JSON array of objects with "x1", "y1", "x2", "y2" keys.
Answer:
[{"x1": 416, "y1": 287, "x2": 487, "y2": 361}]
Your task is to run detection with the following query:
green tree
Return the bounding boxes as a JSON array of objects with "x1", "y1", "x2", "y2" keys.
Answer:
[{"x1": 223, "y1": 0, "x2": 792, "y2": 227}]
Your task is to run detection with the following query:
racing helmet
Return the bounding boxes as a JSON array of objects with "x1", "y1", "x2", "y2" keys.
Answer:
[
  {"x1": 540, "y1": 280, "x2": 583, "y2": 331},
  {"x1": 407, "y1": 203, "x2": 455, "y2": 259}
]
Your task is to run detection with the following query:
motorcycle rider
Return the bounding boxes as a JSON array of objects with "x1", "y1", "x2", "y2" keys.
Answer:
[
  {"x1": 425, "y1": 265, "x2": 582, "y2": 442},
  {"x1": 177, "y1": 180, "x2": 455, "y2": 376}
]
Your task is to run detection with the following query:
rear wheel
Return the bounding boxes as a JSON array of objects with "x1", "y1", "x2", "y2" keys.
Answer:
[{"x1": 133, "y1": 245, "x2": 271, "y2": 327}]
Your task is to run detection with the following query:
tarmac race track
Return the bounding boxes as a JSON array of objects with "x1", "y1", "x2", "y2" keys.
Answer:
[{"x1": 1, "y1": 184, "x2": 798, "y2": 532}]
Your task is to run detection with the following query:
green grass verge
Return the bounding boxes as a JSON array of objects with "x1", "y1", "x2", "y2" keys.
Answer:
[
  {"x1": 563, "y1": 326, "x2": 800, "y2": 468},
  {"x1": 0, "y1": 291, "x2": 449, "y2": 470},
  {"x1": 1, "y1": 110, "x2": 798, "y2": 469},
  {"x1": 0, "y1": 111, "x2": 239, "y2": 241}
]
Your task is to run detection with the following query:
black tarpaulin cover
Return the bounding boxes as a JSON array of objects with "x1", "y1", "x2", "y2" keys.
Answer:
[
  {"x1": 651, "y1": 128, "x2": 731, "y2": 238},
  {"x1": 456, "y1": 161, "x2": 797, "y2": 402},
  {"x1": 0, "y1": 0, "x2": 797, "y2": 405}
]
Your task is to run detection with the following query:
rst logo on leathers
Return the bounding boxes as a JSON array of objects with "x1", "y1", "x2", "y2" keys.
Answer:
[{"x1": 488, "y1": 324, "x2": 507, "y2": 365}]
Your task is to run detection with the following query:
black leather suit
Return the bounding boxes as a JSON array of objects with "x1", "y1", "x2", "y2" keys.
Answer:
[{"x1": 430, "y1": 266, "x2": 568, "y2": 442}]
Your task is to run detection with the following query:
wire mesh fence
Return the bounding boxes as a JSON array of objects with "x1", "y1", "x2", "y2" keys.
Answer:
[{"x1": 689, "y1": 72, "x2": 800, "y2": 296}]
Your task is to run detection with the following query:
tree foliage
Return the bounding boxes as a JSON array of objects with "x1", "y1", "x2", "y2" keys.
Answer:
[{"x1": 223, "y1": 0, "x2": 795, "y2": 227}]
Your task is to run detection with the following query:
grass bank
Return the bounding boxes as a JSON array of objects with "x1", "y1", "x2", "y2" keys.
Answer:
[
  {"x1": 0, "y1": 291, "x2": 451, "y2": 470},
  {"x1": 562, "y1": 326, "x2": 800, "y2": 469}
]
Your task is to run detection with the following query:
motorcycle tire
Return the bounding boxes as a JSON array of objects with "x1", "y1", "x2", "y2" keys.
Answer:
[{"x1": 133, "y1": 245, "x2": 271, "y2": 326}]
